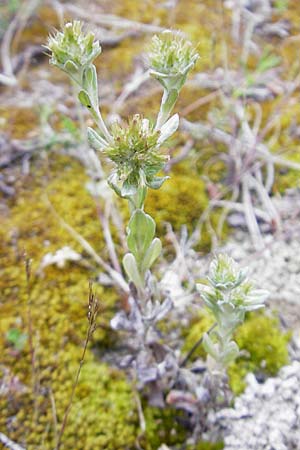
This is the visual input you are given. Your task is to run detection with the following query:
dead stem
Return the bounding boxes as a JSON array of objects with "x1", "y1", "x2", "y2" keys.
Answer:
[
  {"x1": 24, "y1": 254, "x2": 40, "y2": 424},
  {"x1": 55, "y1": 283, "x2": 100, "y2": 450}
]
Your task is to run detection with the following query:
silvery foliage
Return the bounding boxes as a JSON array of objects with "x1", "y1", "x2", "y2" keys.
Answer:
[
  {"x1": 110, "y1": 208, "x2": 179, "y2": 407},
  {"x1": 165, "y1": 254, "x2": 269, "y2": 438},
  {"x1": 47, "y1": 22, "x2": 198, "y2": 406},
  {"x1": 47, "y1": 23, "x2": 269, "y2": 425},
  {"x1": 197, "y1": 254, "x2": 269, "y2": 367},
  {"x1": 111, "y1": 281, "x2": 177, "y2": 407}
]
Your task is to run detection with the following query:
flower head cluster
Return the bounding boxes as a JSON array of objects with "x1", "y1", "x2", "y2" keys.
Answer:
[
  {"x1": 197, "y1": 254, "x2": 269, "y2": 367},
  {"x1": 46, "y1": 21, "x2": 101, "y2": 76},
  {"x1": 149, "y1": 31, "x2": 198, "y2": 91},
  {"x1": 208, "y1": 253, "x2": 247, "y2": 290},
  {"x1": 104, "y1": 115, "x2": 171, "y2": 197},
  {"x1": 200, "y1": 254, "x2": 268, "y2": 315}
]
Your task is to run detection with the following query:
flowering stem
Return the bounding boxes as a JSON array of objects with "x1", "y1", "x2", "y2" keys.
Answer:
[
  {"x1": 90, "y1": 104, "x2": 112, "y2": 143},
  {"x1": 155, "y1": 88, "x2": 178, "y2": 130}
]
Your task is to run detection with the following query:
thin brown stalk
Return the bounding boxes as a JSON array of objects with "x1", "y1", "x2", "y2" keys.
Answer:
[
  {"x1": 24, "y1": 254, "x2": 40, "y2": 423},
  {"x1": 180, "y1": 322, "x2": 217, "y2": 368},
  {"x1": 55, "y1": 283, "x2": 100, "y2": 450}
]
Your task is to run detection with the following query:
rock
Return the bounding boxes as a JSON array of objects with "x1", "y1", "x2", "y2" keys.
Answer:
[{"x1": 214, "y1": 361, "x2": 300, "y2": 449}]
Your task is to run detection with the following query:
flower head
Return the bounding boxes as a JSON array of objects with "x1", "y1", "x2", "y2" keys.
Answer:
[
  {"x1": 208, "y1": 254, "x2": 247, "y2": 291},
  {"x1": 149, "y1": 31, "x2": 198, "y2": 91},
  {"x1": 105, "y1": 115, "x2": 169, "y2": 197},
  {"x1": 46, "y1": 21, "x2": 101, "y2": 76},
  {"x1": 197, "y1": 254, "x2": 268, "y2": 315}
]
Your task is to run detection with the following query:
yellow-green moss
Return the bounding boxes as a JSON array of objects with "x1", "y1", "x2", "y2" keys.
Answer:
[
  {"x1": 146, "y1": 173, "x2": 207, "y2": 231},
  {"x1": 228, "y1": 312, "x2": 291, "y2": 394},
  {"x1": 187, "y1": 442, "x2": 224, "y2": 450},
  {"x1": 0, "y1": 154, "x2": 129, "y2": 448},
  {"x1": 145, "y1": 163, "x2": 227, "y2": 250},
  {"x1": 0, "y1": 106, "x2": 39, "y2": 139},
  {"x1": 181, "y1": 310, "x2": 215, "y2": 361}
]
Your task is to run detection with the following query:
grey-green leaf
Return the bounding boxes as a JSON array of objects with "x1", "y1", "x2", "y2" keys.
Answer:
[
  {"x1": 78, "y1": 90, "x2": 92, "y2": 109},
  {"x1": 157, "y1": 113, "x2": 179, "y2": 145},
  {"x1": 64, "y1": 60, "x2": 79, "y2": 74},
  {"x1": 146, "y1": 175, "x2": 169, "y2": 190},
  {"x1": 127, "y1": 209, "x2": 156, "y2": 262},
  {"x1": 219, "y1": 340, "x2": 239, "y2": 366},
  {"x1": 202, "y1": 333, "x2": 219, "y2": 360},
  {"x1": 141, "y1": 237, "x2": 162, "y2": 271},
  {"x1": 123, "y1": 253, "x2": 143, "y2": 288},
  {"x1": 82, "y1": 65, "x2": 99, "y2": 108},
  {"x1": 121, "y1": 172, "x2": 139, "y2": 197},
  {"x1": 87, "y1": 127, "x2": 108, "y2": 150}
]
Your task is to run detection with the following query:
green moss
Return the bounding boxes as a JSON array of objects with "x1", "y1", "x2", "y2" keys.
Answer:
[
  {"x1": 142, "y1": 405, "x2": 223, "y2": 450},
  {"x1": 0, "y1": 106, "x2": 39, "y2": 139},
  {"x1": 145, "y1": 163, "x2": 227, "y2": 250},
  {"x1": 0, "y1": 349, "x2": 138, "y2": 449},
  {"x1": 187, "y1": 442, "x2": 224, "y2": 450},
  {"x1": 146, "y1": 173, "x2": 206, "y2": 231},
  {"x1": 0, "y1": 154, "x2": 133, "y2": 448},
  {"x1": 141, "y1": 406, "x2": 187, "y2": 449},
  {"x1": 228, "y1": 312, "x2": 291, "y2": 394},
  {"x1": 181, "y1": 310, "x2": 215, "y2": 361}
]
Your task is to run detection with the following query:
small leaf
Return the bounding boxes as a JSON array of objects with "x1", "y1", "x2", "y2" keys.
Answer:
[
  {"x1": 141, "y1": 237, "x2": 162, "y2": 271},
  {"x1": 155, "y1": 297, "x2": 173, "y2": 322},
  {"x1": 6, "y1": 328, "x2": 27, "y2": 351},
  {"x1": 78, "y1": 90, "x2": 92, "y2": 109},
  {"x1": 146, "y1": 175, "x2": 169, "y2": 190},
  {"x1": 133, "y1": 184, "x2": 147, "y2": 209},
  {"x1": 87, "y1": 127, "x2": 108, "y2": 149},
  {"x1": 219, "y1": 340, "x2": 239, "y2": 366},
  {"x1": 82, "y1": 65, "x2": 99, "y2": 108},
  {"x1": 107, "y1": 172, "x2": 122, "y2": 197},
  {"x1": 127, "y1": 210, "x2": 156, "y2": 262},
  {"x1": 162, "y1": 89, "x2": 178, "y2": 117},
  {"x1": 121, "y1": 172, "x2": 139, "y2": 197},
  {"x1": 157, "y1": 114, "x2": 179, "y2": 144},
  {"x1": 64, "y1": 60, "x2": 79, "y2": 74},
  {"x1": 123, "y1": 253, "x2": 143, "y2": 288},
  {"x1": 110, "y1": 311, "x2": 133, "y2": 331},
  {"x1": 202, "y1": 333, "x2": 219, "y2": 360}
]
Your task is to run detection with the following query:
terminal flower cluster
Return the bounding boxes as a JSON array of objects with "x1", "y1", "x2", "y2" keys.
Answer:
[
  {"x1": 149, "y1": 30, "x2": 199, "y2": 91},
  {"x1": 47, "y1": 21, "x2": 101, "y2": 80},
  {"x1": 197, "y1": 254, "x2": 269, "y2": 367}
]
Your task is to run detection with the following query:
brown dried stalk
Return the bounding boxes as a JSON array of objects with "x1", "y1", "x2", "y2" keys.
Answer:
[{"x1": 55, "y1": 282, "x2": 100, "y2": 450}]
